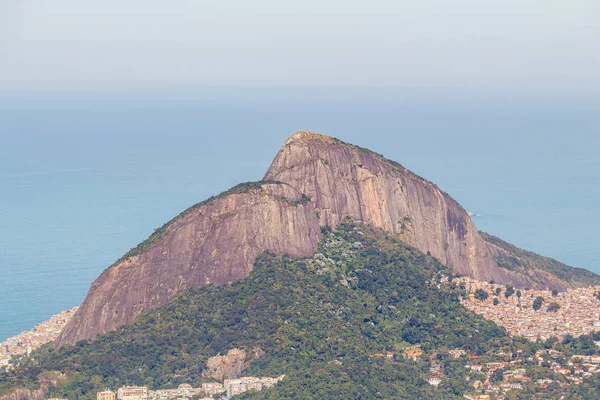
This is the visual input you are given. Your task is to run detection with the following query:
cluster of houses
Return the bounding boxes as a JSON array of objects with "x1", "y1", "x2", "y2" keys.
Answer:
[
  {"x1": 392, "y1": 338, "x2": 600, "y2": 400},
  {"x1": 94, "y1": 375, "x2": 284, "y2": 400},
  {"x1": 369, "y1": 345, "x2": 425, "y2": 362},
  {"x1": 456, "y1": 277, "x2": 600, "y2": 341},
  {"x1": 462, "y1": 348, "x2": 600, "y2": 398},
  {"x1": 1, "y1": 307, "x2": 78, "y2": 370}
]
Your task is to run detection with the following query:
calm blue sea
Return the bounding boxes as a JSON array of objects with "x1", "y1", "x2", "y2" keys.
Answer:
[{"x1": 1, "y1": 92, "x2": 599, "y2": 341}]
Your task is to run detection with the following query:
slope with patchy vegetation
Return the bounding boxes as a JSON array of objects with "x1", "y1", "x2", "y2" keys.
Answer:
[{"x1": 1, "y1": 222, "x2": 507, "y2": 400}]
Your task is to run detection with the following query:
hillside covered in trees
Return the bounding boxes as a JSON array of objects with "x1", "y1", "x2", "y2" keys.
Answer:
[{"x1": 1, "y1": 221, "x2": 508, "y2": 399}]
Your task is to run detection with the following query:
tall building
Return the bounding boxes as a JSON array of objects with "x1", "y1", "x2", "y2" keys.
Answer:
[
  {"x1": 97, "y1": 390, "x2": 116, "y2": 400},
  {"x1": 201, "y1": 382, "x2": 225, "y2": 396},
  {"x1": 223, "y1": 376, "x2": 284, "y2": 398},
  {"x1": 117, "y1": 386, "x2": 148, "y2": 400}
]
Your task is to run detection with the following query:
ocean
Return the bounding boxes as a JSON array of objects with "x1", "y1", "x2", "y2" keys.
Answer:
[{"x1": 1, "y1": 92, "x2": 598, "y2": 341}]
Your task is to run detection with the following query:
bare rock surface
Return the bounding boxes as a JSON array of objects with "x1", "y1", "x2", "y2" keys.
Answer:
[
  {"x1": 56, "y1": 183, "x2": 321, "y2": 346},
  {"x1": 265, "y1": 133, "x2": 505, "y2": 280},
  {"x1": 0, "y1": 373, "x2": 65, "y2": 400},
  {"x1": 56, "y1": 131, "x2": 591, "y2": 347},
  {"x1": 203, "y1": 348, "x2": 246, "y2": 380},
  {"x1": 264, "y1": 131, "x2": 576, "y2": 289}
]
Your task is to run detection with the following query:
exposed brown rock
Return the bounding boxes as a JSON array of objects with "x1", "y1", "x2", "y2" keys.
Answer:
[
  {"x1": 203, "y1": 348, "x2": 246, "y2": 380},
  {"x1": 1, "y1": 388, "x2": 45, "y2": 400},
  {"x1": 1, "y1": 373, "x2": 65, "y2": 400},
  {"x1": 56, "y1": 131, "x2": 590, "y2": 347},
  {"x1": 264, "y1": 132, "x2": 510, "y2": 281},
  {"x1": 263, "y1": 131, "x2": 579, "y2": 290},
  {"x1": 56, "y1": 183, "x2": 321, "y2": 347}
]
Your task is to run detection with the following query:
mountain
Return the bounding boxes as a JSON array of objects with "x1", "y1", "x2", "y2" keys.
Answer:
[
  {"x1": 55, "y1": 131, "x2": 600, "y2": 347},
  {"x1": 479, "y1": 232, "x2": 600, "y2": 288},
  {"x1": 265, "y1": 132, "x2": 598, "y2": 290},
  {"x1": 2, "y1": 222, "x2": 509, "y2": 400},
  {"x1": 56, "y1": 181, "x2": 322, "y2": 347},
  {"x1": 265, "y1": 132, "x2": 515, "y2": 282}
]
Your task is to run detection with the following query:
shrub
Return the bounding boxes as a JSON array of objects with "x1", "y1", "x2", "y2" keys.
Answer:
[
  {"x1": 533, "y1": 296, "x2": 545, "y2": 311},
  {"x1": 474, "y1": 289, "x2": 489, "y2": 301}
]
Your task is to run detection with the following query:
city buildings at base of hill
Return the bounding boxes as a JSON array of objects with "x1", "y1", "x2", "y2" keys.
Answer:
[
  {"x1": 454, "y1": 277, "x2": 600, "y2": 341},
  {"x1": 96, "y1": 375, "x2": 284, "y2": 400},
  {"x1": 1, "y1": 307, "x2": 78, "y2": 370}
]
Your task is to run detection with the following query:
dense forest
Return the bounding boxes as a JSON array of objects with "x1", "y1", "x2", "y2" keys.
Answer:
[
  {"x1": 1, "y1": 221, "x2": 507, "y2": 399},
  {"x1": 4, "y1": 221, "x2": 600, "y2": 399}
]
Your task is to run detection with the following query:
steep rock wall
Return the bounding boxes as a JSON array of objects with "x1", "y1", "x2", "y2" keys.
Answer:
[
  {"x1": 263, "y1": 132, "x2": 534, "y2": 287},
  {"x1": 56, "y1": 183, "x2": 321, "y2": 346},
  {"x1": 56, "y1": 131, "x2": 586, "y2": 347}
]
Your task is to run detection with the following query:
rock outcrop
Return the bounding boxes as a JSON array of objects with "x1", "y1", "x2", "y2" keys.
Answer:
[
  {"x1": 56, "y1": 131, "x2": 594, "y2": 347},
  {"x1": 56, "y1": 182, "x2": 321, "y2": 347},
  {"x1": 264, "y1": 132, "x2": 582, "y2": 290},
  {"x1": 0, "y1": 373, "x2": 65, "y2": 400},
  {"x1": 264, "y1": 132, "x2": 520, "y2": 284},
  {"x1": 203, "y1": 349, "x2": 247, "y2": 380}
]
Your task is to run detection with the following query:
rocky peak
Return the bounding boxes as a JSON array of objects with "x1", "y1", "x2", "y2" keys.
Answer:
[
  {"x1": 55, "y1": 181, "x2": 321, "y2": 347},
  {"x1": 264, "y1": 132, "x2": 560, "y2": 288},
  {"x1": 55, "y1": 131, "x2": 593, "y2": 347},
  {"x1": 284, "y1": 130, "x2": 337, "y2": 146}
]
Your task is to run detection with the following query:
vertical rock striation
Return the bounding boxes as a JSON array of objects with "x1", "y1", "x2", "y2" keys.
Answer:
[
  {"x1": 263, "y1": 132, "x2": 542, "y2": 286},
  {"x1": 56, "y1": 183, "x2": 321, "y2": 347},
  {"x1": 56, "y1": 131, "x2": 593, "y2": 347}
]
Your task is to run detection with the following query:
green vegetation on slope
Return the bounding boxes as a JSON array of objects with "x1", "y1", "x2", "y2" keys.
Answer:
[
  {"x1": 1, "y1": 221, "x2": 507, "y2": 400},
  {"x1": 480, "y1": 232, "x2": 600, "y2": 287}
]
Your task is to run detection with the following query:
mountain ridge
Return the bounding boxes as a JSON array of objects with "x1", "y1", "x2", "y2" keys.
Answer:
[
  {"x1": 4, "y1": 222, "x2": 509, "y2": 400},
  {"x1": 56, "y1": 180, "x2": 322, "y2": 347},
  {"x1": 263, "y1": 131, "x2": 592, "y2": 289},
  {"x1": 55, "y1": 131, "x2": 600, "y2": 347}
]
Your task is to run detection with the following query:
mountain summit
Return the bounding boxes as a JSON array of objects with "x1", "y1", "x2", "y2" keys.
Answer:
[{"x1": 55, "y1": 131, "x2": 599, "y2": 347}]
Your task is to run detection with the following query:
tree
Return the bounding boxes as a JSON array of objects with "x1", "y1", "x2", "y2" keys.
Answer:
[
  {"x1": 544, "y1": 337, "x2": 558, "y2": 349},
  {"x1": 0, "y1": 222, "x2": 511, "y2": 400},
  {"x1": 495, "y1": 288, "x2": 501, "y2": 296},
  {"x1": 505, "y1": 286, "x2": 515, "y2": 298},
  {"x1": 474, "y1": 289, "x2": 489, "y2": 301},
  {"x1": 493, "y1": 298, "x2": 499, "y2": 306},
  {"x1": 516, "y1": 290, "x2": 522, "y2": 300},
  {"x1": 563, "y1": 334, "x2": 575, "y2": 345},
  {"x1": 547, "y1": 302, "x2": 561, "y2": 312},
  {"x1": 533, "y1": 296, "x2": 544, "y2": 311},
  {"x1": 552, "y1": 289, "x2": 558, "y2": 297},
  {"x1": 490, "y1": 368, "x2": 504, "y2": 384}
]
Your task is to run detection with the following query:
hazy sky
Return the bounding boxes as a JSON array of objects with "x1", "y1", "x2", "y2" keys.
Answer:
[{"x1": 1, "y1": 0, "x2": 599, "y2": 95}]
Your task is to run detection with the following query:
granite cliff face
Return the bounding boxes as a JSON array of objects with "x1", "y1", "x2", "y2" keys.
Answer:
[
  {"x1": 264, "y1": 132, "x2": 582, "y2": 290},
  {"x1": 264, "y1": 132, "x2": 500, "y2": 280},
  {"x1": 265, "y1": 132, "x2": 516, "y2": 283},
  {"x1": 56, "y1": 131, "x2": 594, "y2": 347},
  {"x1": 56, "y1": 183, "x2": 321, "y2": 347}
]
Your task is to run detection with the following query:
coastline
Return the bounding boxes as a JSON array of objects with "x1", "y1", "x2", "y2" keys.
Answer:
[{"x1": 0, "y1": 307, "x2": 78, "y2": 369}]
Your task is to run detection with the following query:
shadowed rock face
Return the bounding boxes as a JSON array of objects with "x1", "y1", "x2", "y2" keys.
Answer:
[
  {"x1": 56, "y1": 183, "x2": 321, "y2": 347},
  {"x1": 56, "y1": 131, "x2": 590, "y2": 347}
]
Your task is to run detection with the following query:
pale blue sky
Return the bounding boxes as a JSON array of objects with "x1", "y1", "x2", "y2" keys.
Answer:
[{"x1": 1, "y1": 0, "x2": 599, "y2": 96}]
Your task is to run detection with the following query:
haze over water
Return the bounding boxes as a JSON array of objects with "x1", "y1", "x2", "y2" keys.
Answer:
[{"x1": 1, "y1": 91, "x2": 599, "y2": 342}]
